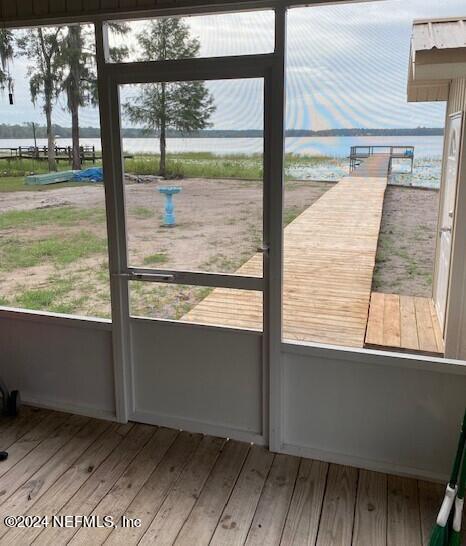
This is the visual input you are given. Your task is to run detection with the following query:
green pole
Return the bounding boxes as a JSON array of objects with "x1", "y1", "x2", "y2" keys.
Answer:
[
  {"x1": 429, "y1": 410, "x2": 466, "y2": 546},
  {"x1": 449, "y1": 437, "x2": 466, "y2": 546}
]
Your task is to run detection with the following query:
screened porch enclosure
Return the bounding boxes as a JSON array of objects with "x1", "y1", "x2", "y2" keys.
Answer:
[{"x1": 0, "y1": 3, "x2": 466, "y2": 546}]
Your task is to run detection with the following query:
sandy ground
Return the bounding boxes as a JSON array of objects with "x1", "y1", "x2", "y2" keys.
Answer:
[
  {"x1": 0, "y1": 185, "x2": 106, "y2": 213},
  {"x1": 373, "y1": 185, "x2": 439, "y2": 297},
  {"x1": 0, "y1": 177, "x2": 439, "y2": 317},
  {"x1": 0, "y1": 178, "x2": 330, "y2": 318}
]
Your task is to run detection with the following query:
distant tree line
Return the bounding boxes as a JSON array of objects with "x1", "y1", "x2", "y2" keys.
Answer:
[
  {"x1": 1, "y1": 24, "x2": 129, "y2": 171},
  {"x1": 1, "y1": 19, "x2": 216, "y2": 177},
  {"x1": 0, "y1": 124, "x2": 445, "y2": 140}
]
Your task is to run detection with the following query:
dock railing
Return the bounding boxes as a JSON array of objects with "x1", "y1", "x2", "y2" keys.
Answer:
[
  {"x1": 0, "y1": 145, "x2": 99, "y2": 164},
  {"x1": 349, "y1": 145, "x2": 414, "y2": 173}
]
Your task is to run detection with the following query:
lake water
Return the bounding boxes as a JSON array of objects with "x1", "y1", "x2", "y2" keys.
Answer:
[
  {"x1": 0, "y1": 134, "x2": 444, "y2": 188},
  {"x1": 0, "y1": 134, "x2": 444, "y2": 158}
]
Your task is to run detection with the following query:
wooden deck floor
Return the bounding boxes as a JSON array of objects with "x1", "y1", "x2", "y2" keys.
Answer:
[
  {"x1": 352, "y1": 155, "x2": 392, "y2": 177},
  {"x1": 183, "y1": 176, "x2": 387, "y2": 347},
  {"x1": 0, "y1": 406, "x2": 445, "y2": 546},
  {"x1": 365, "y1": 293, "x2": 444, "y2": 355}
]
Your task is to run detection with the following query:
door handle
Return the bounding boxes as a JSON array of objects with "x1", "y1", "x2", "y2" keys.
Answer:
[
  {"x1": 115, "y1": 272, "x2": 176, "y2": 282},
  {"x1": 440, "y1": 226, "x2": 452, "y2": 233},
  {"x1": 257, "y1": 245, "x2": 270, "y2": 255},
  {"x1": 131, "y1": 273, "x2": 175, "y2": 281}
]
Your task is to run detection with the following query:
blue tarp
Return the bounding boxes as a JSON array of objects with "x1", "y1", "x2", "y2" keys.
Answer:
[{"x1": 72, "y1": 167, "x2": 103, "y2": 182}]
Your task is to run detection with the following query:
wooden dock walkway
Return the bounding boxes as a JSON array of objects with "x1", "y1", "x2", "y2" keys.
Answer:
[
  {"x1": 365, "y1": 293, "x2": 444, "y2": 355},
  {"x1": 183, "y1": 174, "x2": 388, "y2": 347},
  {"x1": 351, "y1": 154, "x2": 391, "y2": 177},
  {"x1": 183, "y1": 153, "x2": 444, "y2": 354}
]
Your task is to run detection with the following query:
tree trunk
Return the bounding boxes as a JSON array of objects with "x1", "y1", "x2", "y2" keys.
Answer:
[
  {"x1": 159, "y1": 123, "x2": 166, "y2": 177},
  {"x1": 71, "y1": 106, "x2": 80, "y2": 170},
  {"x1": 45, "y1": 100, "x2": 56, "y2": 172},
  {"x1": 159, "y1": 81, "x2": 166, "y2": 177},
  {"x1": 68, "y1": 25, "x2": 82, "y2": 170}
]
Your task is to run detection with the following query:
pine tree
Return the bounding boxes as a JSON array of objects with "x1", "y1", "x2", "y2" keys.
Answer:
[
  {"x1": 61, "y1": 24, "x2": 129, "y2": 170},
  {"x1": 17, "y1": 27, "x2": 65, "y2": 172},
  {"x1": 62, "y1": 25, "x2": 90, "y2": 170},
  {"x1": 123, "y1": 19, "x2": 215, "y2": 177}
]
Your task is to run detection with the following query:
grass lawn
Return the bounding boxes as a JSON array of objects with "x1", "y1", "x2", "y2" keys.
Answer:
[
  {"x1": 0, "y1": 176, "x2": 93, "y2": 193},
  {"x1": 0, "y1": 152, "x2": 343, "y2": 193},
  {"x1": 0, "y1": 231, "x2": 107, "y2": 271},
  {"x1": 0, "y1": 176, "x2": 330, "y2": 318},
  {"x1": 0, "y1": 206, "x2": 106, "y2": 230},
  {"x1": 0, "y1": 153, "x2": 437, "y2": 319},
  {"x1": 124, "y1": 152, "x2": 341, "y2": 180}
]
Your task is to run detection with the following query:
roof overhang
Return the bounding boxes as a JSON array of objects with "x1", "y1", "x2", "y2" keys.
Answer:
[
  {"x1": 0, "y1": 0, "x2": 385, "y2": 28},
  {"x1": 408, "y1": 17, "x2": 466, "y2": 103}
]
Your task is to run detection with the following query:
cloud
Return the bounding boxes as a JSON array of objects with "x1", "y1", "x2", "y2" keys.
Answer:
[{"x1": 1, "y1": 0, "x2": 462, "y2": 131}]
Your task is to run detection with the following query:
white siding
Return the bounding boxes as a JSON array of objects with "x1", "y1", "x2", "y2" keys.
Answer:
[
  {"x1": 444, "y1": 77, "x2": 466, "y2": 359},
  {"x1": 281, "y1": 343, "x2": 466, "y2": 481},
  {"x1": 0, "y1": 309, "x2": 116, "y2": 419},
  {"x1": 448, "y1": 77, "x2": 466, "y2": 114}
]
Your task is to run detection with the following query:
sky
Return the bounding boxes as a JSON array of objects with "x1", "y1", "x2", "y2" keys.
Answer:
[{"x1": 0, "y1": 0, "x2": 465, "y2": 132}]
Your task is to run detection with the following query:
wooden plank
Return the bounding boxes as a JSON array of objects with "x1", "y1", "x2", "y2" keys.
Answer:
[
  {"x1": 352, "y1": 470, "x2": 387, "y2": 546},
  {"x1": 366, "y1": 294, "x2": 443, "y2": 355},
  {"x1": 414, "y1": 298, "x2": 439, "y2": 354},
  {"x1": 400, "y1": 295, "x2": 420, "y2": 351},
  {"x1": 418, "y1": 480, "x2": 443, "y2": 546},
  {"x1": 139, "y1": 436, "x2": 226, "y2": 545},
  {"x1": 49, "y1": 0, "x2": 67, "y2": 13},
  {"x1": 1, "y1": 0, "x2": 16, "y2": 18},
  {"x1": 100, "y1": 0, "x2": 119, "y2": 9},
  {"x1": 2, "y1": 423, "x2": 133, "y2": 545},
  {"x1": 16, "y1": 0, "x2": 33, "y2": 16},
  {"x1": 0, "y1": 408, "x2": 438, "y2": 546},
  {"x1": 0, "y1": 414, "x2": 87, "y2": 504},
  {"x1": 0, "y1": 411, "x2": 72, "y2": 479},
  {"x1": 33, "y1": 0, "x2": 50, "y2": 15},
  {"x1": 68, "y1": 426, "x2": 178, "y2": 545},
  {"x1": 281, "y1": 459, "x2": 328, "y2": 546},
  {"x1": 175, "y1": 440, "x2": 250, "y2": 546},
  {"x1": 34, "y1": 423, "x2": 153, "y2": 546},
  {"x1": 315, "y1": 464, "x2": 359, "y2": 546},
  {"x1": 184, "y1": 176, "x2": 387, "y2": 348},
  {"x1": 104, "y1": 431, "x2": 203, "y2": 545},
  {"x1": 245, "y1": 454, "x2": 300, "y2": 546},
  {"x1": 365, "y1": 293, "x2": 385, "y2": 346},
  {"x1": 383, "y1": 294, "x2": 401, "y2": 347},
  {"x1": 82, "y1": 0, "x2": 100, "y2": 10},
  {"x1": 119, "y1": 0, "x2": 138, "y2": 8},
  {"x1": 65, "y1": 0, "x2": 83, "y2": 13},
  {"x1": 387, "y1": 475, "x2": 422, "y2": 546},
  {"x1": 0, "y1": 419, "x2": 110, "y2": 541},
  {"x1": 0, "y1": 407, "x2": 48, "y2": 453},
  {"x1": 210, "y1": 445, "x2": 275, "y2": 545}
]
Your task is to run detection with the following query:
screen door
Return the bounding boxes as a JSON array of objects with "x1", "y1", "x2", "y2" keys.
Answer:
[{"x1": 103, "y1": 58, "x2": 276, "y2": 443}]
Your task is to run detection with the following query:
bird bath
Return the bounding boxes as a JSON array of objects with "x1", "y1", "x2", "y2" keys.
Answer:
[{"x1": 158, "y1": 186, "x2": 182, "y2": 227}]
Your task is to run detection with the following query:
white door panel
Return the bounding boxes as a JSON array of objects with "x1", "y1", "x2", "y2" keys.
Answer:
[{"x1": 435, "y1": 113, "x2": 462, "y2": 331}]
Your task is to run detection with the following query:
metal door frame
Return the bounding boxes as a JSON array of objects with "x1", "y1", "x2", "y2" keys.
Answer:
[{"x1": 94, "y1": 10, "x2": 286, "y2": 449}]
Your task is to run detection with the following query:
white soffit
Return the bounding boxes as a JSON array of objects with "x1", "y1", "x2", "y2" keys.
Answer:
[
  {"x1": 408, "y1": 17, "x2": 466, "y2": 102},
  {"x1": 413, "y1": 17, "x2": 466, "y2": 51}
]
